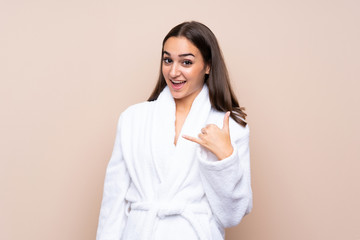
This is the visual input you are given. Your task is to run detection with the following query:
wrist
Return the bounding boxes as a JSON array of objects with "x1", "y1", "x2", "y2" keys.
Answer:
[{"x1": 216, "y1": 145, "x2": 234, "y2": 160}]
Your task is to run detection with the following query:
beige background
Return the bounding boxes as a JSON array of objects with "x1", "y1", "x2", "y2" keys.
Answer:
[{"x1": 1, "y1": 0, "x2": 359, "y2": 239}]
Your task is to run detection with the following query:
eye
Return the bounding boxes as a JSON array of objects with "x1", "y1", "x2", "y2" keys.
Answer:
[
  {"x1": 183, "y1": 60, "x2": 193, "y2": 66},
  {"x1": 163, "y1": 58, "x2": 172, "y2": 64}
]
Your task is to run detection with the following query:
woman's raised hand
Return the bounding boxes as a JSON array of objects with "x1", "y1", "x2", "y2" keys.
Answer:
[{"x1": 183, "y1": 111, "x2": 234, "y2": 160}]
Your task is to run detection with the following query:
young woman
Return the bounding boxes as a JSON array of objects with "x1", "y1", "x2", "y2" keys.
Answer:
[{"x1": 96, "y1": 21, "x2": 252, "y2": 240}]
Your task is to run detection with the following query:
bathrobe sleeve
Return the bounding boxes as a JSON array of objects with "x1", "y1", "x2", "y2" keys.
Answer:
[
  {"x1": 96, "y1": 114, "x2": 131, "y2": 240},
  {"x1": 197, "y1": 123, "x2": 252, "y2": 228}
]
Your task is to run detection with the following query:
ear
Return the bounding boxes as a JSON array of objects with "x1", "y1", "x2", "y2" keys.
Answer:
[{"x1": 205, "y1": 64, "x2": 210, "y2": 74}]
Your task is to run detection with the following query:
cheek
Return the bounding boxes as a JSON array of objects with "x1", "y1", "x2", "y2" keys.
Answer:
[
  {"x1": 182, "y1": 68, "x2": 194, "y2": 78},
  {"x1": 162, "y1": 65, "x2": 168, "y2": 77},
  {"x1": 184, "y1": 68, "x2": 204, "y2": 81}
]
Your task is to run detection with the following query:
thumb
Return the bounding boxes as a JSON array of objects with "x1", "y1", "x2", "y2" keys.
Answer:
[{"x1": 222, "y1": 111, "x2": 230, "y2": 132}]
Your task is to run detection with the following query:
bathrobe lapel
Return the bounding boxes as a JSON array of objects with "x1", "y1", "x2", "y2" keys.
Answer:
[
  {"x1": 150, "y1": 86, "x2": 176, "y2": 184},
  {"x1": 151, "y1": 85, "x2": 211, "y2": 199}
]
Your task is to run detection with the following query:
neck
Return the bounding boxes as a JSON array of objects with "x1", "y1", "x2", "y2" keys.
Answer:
[
  {"x1": 174, "y1": 85, "x2": 204, "y2": 113},
  {"x1": 174, "y1": 98, "x2": 193, "y2": 113}
]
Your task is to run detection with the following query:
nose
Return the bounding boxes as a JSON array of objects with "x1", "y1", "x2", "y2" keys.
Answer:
[{"x1": 169, "y1": 63, "x2": 180, "y2": 78}]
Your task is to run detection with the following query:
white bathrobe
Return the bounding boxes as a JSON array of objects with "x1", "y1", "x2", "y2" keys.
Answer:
[{"x1": 96, "y1": 84, "x2": 252, "y2": 240}]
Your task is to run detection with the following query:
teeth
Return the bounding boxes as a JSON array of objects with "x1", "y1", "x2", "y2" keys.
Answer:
[{"x1": 171, "y1": 80, "x2": 186, "y2": 84}]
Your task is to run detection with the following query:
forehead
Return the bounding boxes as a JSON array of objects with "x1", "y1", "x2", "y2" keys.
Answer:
[{"x1": 163, "y1": 37, "x2": 200, "y2": 55}]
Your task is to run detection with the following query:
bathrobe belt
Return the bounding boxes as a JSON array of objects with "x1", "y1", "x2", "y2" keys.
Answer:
[{"x1": 129, "y1": 201, "x2": 211, "y2": 240}]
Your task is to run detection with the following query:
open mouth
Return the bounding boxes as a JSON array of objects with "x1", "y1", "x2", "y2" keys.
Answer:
[
  {"x1": 170, "y1": 80, "x2": 186, "y2": 84},
  {"x1": 170, "y1": 79, "x2": 187, "y2": 90}
]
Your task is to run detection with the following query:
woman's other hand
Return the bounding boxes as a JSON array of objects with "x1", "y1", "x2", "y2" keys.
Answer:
[{"x1": 183, "y1": 111, "x2": 233, "y2": 160}]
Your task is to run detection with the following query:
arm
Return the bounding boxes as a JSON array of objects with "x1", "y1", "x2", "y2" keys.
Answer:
[
  {"x1": 183, "y1": 112, "x2": 252, "y2": 228},
  {"x1": 96, "y1": 114, "x2": 131, "y2": 240},
  {"x1": 197, "y1": 125, "x2": 252, "y2": 228}
]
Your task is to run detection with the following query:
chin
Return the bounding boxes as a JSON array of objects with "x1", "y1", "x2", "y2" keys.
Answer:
[{"x1": 169, "y1": 91, "x2": 185, "y2": 100}]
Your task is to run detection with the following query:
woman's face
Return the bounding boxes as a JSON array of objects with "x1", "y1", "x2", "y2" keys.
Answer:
[{"x1": 162, "y1": 36, "x2": 210, "y2": 105}]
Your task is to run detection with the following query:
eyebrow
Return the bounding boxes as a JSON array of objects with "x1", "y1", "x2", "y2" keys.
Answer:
[{"x1": 163, "y1": 51, "x2": 195, "y2": 57}]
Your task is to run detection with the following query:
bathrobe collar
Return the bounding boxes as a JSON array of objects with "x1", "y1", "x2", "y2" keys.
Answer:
[{"x1": 151, "y1": 84, "x2": 211, "y2": 193}]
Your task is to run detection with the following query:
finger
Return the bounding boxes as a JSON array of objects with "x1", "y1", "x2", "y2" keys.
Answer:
[
  {"x1": 201, "y1": 128, "x2": 207, "y2": 134},
  {"x1": 222, "y1": 111, "x2": 230, "y2": 132},
  {"x1": 198, "y1": 132, "x2": 206, "y2": 140},
  {"x1": 182, "y1": 134, "x2": 203, "y2": 145},
  {"x1": 205, "y1": 124, "x2": 216, "y2": 129}
]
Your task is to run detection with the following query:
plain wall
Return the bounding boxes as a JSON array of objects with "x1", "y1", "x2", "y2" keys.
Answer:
[{"x1": 1, "y1": 0, "x2": 359, "y2": 239}]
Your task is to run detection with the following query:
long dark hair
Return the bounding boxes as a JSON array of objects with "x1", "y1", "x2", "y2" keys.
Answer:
[{"x1": 148, "y1": 21, "x2": 247, "y2": 127}]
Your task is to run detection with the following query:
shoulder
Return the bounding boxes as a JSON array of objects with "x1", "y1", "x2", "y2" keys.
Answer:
[{"x1": 117, "y1": 101, "x2": 155, "y2": 125}]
